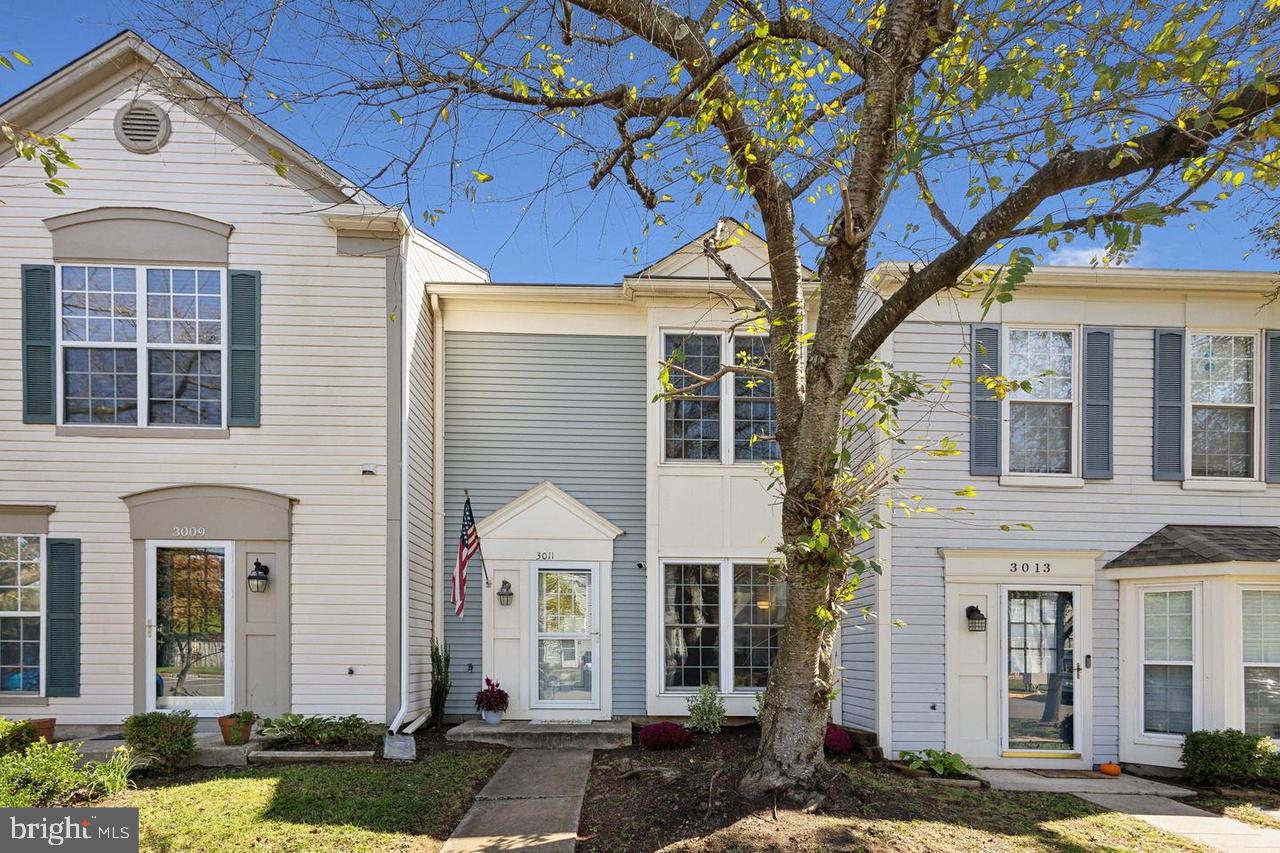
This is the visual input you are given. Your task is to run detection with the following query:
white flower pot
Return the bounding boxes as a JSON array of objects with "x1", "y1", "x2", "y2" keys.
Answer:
[{"x1": 481, "y1": 710, "x2": 503, "y2": 725}]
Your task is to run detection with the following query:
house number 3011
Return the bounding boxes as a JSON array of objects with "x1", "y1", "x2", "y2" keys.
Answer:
[
  {"x1": 172, "y1": 526, "x2": 206, "y2": 537},
  {"x1": 535, "y1": 551, "x2": 555, "y2": 560},
  {"x1": 1010, "y1": 561, "x2": 1051, "y2": 573}
]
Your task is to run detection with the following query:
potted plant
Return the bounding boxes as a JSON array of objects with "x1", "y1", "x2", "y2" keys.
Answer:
[
  {"x1": 29, "y1": 717, "x2": 55, "y2": 742},
  {"x1": 217, "y1": 710, "x2": 257, "y2": 746},
  {"x1": 474, "y1": 678, "x2": 509, "y2": 725}
]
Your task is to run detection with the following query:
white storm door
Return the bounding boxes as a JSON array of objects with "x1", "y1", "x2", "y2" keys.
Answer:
[
  {"x1": 1000, "y1": 586, "x2": 1083, "y2": 756},
  {"x1": 531, "y1": 564, "x2": 600, "y2": 710}
]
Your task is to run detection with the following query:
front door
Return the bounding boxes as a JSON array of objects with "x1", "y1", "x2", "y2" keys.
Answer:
[
  {"x1": 531, "y1": 564, "x2": 599, "y2": 710},
  {"x1": 1001, "y1": 587, "x2": 1081, "y2": 756},
  {"x1": 145, "y1": 542, "x2": 233, "y2": 715}
]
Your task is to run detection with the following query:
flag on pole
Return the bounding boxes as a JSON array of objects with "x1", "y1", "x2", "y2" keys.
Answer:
[{"x1": 452, "y1": 496, "x2": 481, "y2": 617}]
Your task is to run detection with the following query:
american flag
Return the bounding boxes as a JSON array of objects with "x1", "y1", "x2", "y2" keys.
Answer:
[{"x1": 452, "y1": 496, "x2": 480, "y2": 617}]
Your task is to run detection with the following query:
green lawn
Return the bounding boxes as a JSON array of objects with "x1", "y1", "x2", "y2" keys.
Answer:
[{"x1": 104, "y1": 748, "x2": 505, "y2": 853}]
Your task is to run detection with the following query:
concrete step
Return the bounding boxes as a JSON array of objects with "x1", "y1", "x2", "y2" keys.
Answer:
[{"x1": 446, "y1": 719, "x2": 632, "y2": 750}]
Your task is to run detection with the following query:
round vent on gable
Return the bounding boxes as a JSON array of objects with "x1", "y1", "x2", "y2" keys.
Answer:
[{"x1": 113, "y1": 101, "x2": 171, "y2": 154}]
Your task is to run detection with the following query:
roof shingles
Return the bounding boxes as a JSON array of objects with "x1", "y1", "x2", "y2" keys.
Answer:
[{"x1": 1106, "y1": 525, "x2": 1280, "y2": 569}]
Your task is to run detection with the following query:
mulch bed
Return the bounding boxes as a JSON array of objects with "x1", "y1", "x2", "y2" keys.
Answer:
[{"x1": 577, "y1": 724, "x2": 862, "y2": 853}]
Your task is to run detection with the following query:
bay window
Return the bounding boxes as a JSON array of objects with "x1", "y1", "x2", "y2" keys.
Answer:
[
  {"x1": 1141, "y1": 588, "x2": 1195, "y2": 736},
  {"x1": 1188, "y1": 333, "x2": 1257, "y2": 479},
  {"x1": 58, "y1": 265, "x2": 226, "y2": 428},
  {"x1": 0, "y1": 535, "x2": 42, "y2": 695},
  {"x1": 1005, "y1": 327, "x2": 1076, "y2": 475},
  {"x1": 1242, "y1": 589, "x2": 1280, "y2": 737},
  {"x1": 662, "y1": 559, "x2": 786, "y2": 693}
]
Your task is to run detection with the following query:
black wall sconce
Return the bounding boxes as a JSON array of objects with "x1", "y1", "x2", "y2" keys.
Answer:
[
  {"x1": 248, "y1": 560, "x2": 271, "y2": 593},
  {"x1": 965, "y1": 605, "x2": 987, "y2": 632},
  {"x1": 496, "y1": 579, "x2": 513, "y2": 606}
]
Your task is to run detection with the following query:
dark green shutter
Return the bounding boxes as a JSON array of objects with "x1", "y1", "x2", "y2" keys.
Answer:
[
  {"x1": 970, "y1": 324, "x2": 1001, "y2": 476},
  {"x1": 227, "y1": 270, "x2": 261, "y2": 426},
  {"x1": 1266, "y1": 331, "x2": 1280, "y2": 484},
  {"x1": 1153, "y1": 328, "x2": 1185, "y2": 481},
  {"x1": 1082, "y1": 327, "x2": 1114, "y2": 479},
  {"x1": 45, "y1": 538, "x2": 80, "y2": 698},
  {"x1": 21, "y1": 264, "x2": 56, "y2": 424}
]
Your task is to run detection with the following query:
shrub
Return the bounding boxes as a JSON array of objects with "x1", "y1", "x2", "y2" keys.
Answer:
[
  {"x1": 123, "y1": 710, "x2": 196, "y2": 772},
  {"x1": 0, "y1": 718, "x2": 38, "y2": 756},
  {"x1": 1181, "y1": 729, "x2": 1277, "y2": 787},
  {"x1": 0, "y1": 741, "x2": 135, "y2": 807},
  {"x1": 900, "y1": 748, "x2": 970, "y2": 778},
  {"x1": 474, "y1": 678, "x2": 509, "y2": 714},
  {"x1": 430, "y1": 639, "x2": 452, "y2": 725},
  {"x1": 824, "y1": 724, "x2": 854, "y2": 757},
  {"x1": 638, "y1": 721, "x2": 693, "y2": 750},
  {"x1": 257, "y1": 714, "x2": 381, "y2": 749},
  {"x1": 684, "y1": 684, "x2": 726, "y2": 735}
]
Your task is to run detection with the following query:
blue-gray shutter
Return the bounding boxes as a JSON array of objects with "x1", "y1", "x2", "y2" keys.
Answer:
[
  {"x1": 1082, "y1": 327, "x2": 1114, "y2": 479},
  {"x1": 970, "y1": 324, "x2": 1001, "y2": 476},
  {"x1": 227, "y1": 270, "x2": 261, "y2": 426},
  {"x1": 1266, "y1": 330, "x2": 1280, "y2": 484},
  {"x1": 45, "y1": 538, "x2": 80, "y2": 698},
  {"x1": 21, "y1": 264, "x2": 56, "y2": 424},
  {"x1": 1153, "y1": 328, "x2": 1186, "y2": 481}
]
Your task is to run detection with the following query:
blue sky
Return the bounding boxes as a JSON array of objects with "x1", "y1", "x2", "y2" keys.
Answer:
[{"x1": 2, "y1": 0, "x2": 1275, "y2": 283}]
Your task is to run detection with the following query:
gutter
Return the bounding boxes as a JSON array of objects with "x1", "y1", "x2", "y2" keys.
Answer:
[{"x1": 388, "y1": 238, "x2": 412, "y2": 733}]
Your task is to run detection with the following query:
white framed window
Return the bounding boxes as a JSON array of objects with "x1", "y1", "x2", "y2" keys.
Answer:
[
  {"x1": 1242, "y1": 588, "x2": 1280, "y2": 738},
  {"x1": 1003, "y1": 326, "x2": 1078, "y2": 475},
  {"x1": 1187, "y1": 332, "x2": 1259, "y2": 480},
  {"x1": 0, "y1": 534, "x2": 44, "y2": 696},
  {"x1": 57, "y1": 264, "x2": 227, "y2": 428},
  {"x1": 662, "y1": 331, "x2": 779, "y2": 463},
  {"x1": 660, "y1": 559, "x2": 786, "y2": 693},
  {"x1": 1140, "y1": 586, "x2": 1198, "y2": 737}
]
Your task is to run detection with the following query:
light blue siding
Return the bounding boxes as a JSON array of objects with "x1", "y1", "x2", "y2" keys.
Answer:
[
  {"x1": 441, "y1": 331, "x2": 647, "y2": 716},
  {"x1": 841, "y1": 548, "x2": 878, "y2": 732}
]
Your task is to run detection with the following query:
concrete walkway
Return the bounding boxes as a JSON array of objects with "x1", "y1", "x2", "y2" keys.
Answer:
[
  {"x1": 976, "y1": 768, "x2": 1195, "y2": 797},
  {"x1": 1076, "y1": 793, "x2": 1280, "y2": 852},
  {"x1": 441, "y1": 749, "x2": 592, "y2": 853}
]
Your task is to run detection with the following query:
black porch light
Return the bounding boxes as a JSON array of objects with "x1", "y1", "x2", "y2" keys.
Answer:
[
  {"x1": 248, "y1": 559, "x2": 271, "y2": 593},
  {"x1": 496, "y1": 579, "x2": 514, "y2": 606},
  {"x1": 965, "y1": 605, "x2": 987, "y2": 632}
]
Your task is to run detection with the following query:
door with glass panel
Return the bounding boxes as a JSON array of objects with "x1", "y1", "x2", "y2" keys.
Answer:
[
  {"x1": 146, "y1": 543, "x2": 233, "y2": 714},
  {"x1": 532, "y1": 565, "x2": 598, "y2": 708},
  {"x1": 1003, "y1": 588, "x2": 1080, "y2": 755}
]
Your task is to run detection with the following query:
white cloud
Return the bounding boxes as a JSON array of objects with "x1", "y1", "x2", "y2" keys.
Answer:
[{"x1": 1046, "y1": 243, "x2": 1153, "y2": 267}]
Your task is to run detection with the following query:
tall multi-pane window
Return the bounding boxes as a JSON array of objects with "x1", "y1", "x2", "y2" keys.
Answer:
[
  {"x1": 0, "y1": 535, "x2": 42, "y2": 695},
  {"x1": 663, "y1": 334, "x2": 722, "y2": 460},
  {"x1": 1142, "y1": 589, "x2": 1195, "y2": 735},
  {"x1": 1242, "y1": 590, "x2": 1280, "y2": 737},
  {"x1": 732, "y1": 564, "x2": 786, "y2": 688},
  {"x1": 1188, "y1": 333, "x2": 1256, "y2": 479},
  {"x1": 662, "y1": 563, "x2": 720, "y2": 689},
  {"x1": 662, "y1": 560, "x2": 785, "y2": 693},
  {"x1": 59, "y1": 265, "x2": 225, "y2": 428},
  {"x1": 732, "y1": 336, "x2": 779, "y2": 462},
  {"x1": 1006, "y1": 328, "x2": 1074, "y2": 474}
]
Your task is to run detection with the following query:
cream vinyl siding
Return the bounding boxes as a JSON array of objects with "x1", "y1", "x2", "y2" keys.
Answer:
[
  {"x1": 883, "y1": 319, "x2": 1280, "y2": 762},
  {"x1": 0, "y1": 84, "x2": 390, "y2": 722}
]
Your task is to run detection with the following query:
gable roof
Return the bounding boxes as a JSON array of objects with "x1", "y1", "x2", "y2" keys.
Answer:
[
  {"x1": 628, "y1": 218, "x2": 815, "y2": 284},
  {"x1": 476, "y1": 481, "x2": 623, "y2": 541},
  {"x1": 1105, "y1": 525, "x2": 1280, "y2": 569},
  {"x1": 0, "y1": 30, "x2": 373, "y2": 206}
]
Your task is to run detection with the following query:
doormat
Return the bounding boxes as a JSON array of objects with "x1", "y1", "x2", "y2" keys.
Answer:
[{"x1": 1031, "y1": 769, "x2": 1106, "y2": 778}]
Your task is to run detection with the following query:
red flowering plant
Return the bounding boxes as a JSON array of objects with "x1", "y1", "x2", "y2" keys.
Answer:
[
  {"x1": 824, "y1": 723, "x2": 854, "y2": 757},
  {"x1": 474, "y1": 678, "x2": 510, "y2": 713}
]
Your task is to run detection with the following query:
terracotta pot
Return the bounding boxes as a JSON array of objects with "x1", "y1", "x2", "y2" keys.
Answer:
[
  {"x1": 1099, "y1": 762, "x2": 1122, "y2": 777},
  {"x1": 29, "y1": 718, "x2": 55, "y2": 742},
  {"x1": 218, "y1": 715, "x2": 254, "y2": 746}
]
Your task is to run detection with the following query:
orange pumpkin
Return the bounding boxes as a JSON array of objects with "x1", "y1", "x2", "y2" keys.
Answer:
[{"x1": 1098, "y1": 762, "x2": 1122, "y2": 777}]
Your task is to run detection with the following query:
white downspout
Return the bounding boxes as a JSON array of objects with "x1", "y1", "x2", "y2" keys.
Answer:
[
  {"x1": 430, "y1": 293, "x2": 445, "y2": 654},
  {"x1": 389, "y1": 240, "x2": 412, "y2": 733}
]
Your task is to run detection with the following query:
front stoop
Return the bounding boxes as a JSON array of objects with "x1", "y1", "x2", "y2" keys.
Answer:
[{"x1": 447, "y1": 719, "x2": 632, "y2": 750}]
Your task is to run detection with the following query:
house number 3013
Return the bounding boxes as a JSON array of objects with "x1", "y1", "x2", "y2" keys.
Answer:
[
  {"x1": 1010, "y1": 561, "x2": 1051, "y2": 573},
  {"x1": 172, "y1": 526, "x2": 206, "y2": 537},
  {"x1": 535, "y1": 551, "x2": 555, "y2": 560}
]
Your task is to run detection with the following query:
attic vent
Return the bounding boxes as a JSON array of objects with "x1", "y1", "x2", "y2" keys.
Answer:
[{"x1": 113, "y1": 101, "x2": 171, "y2": 153}]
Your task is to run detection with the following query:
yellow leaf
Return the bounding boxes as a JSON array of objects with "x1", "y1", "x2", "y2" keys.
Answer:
[{"x1": 472, "y1": 170, "x2": 493, "y2": 183}]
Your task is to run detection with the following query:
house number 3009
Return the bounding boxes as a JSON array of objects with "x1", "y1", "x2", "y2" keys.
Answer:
[
  {"x1": 1010, "y1": 561, "x2": 1051, "y2": 573},
  {"x1": 172, "y1": 526, "x2": 206, "y2": 537}
]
